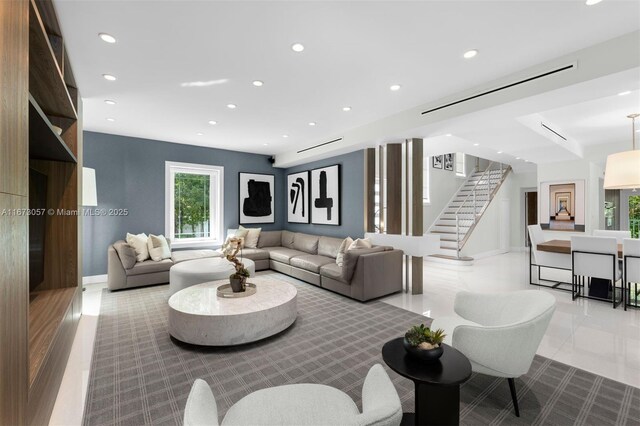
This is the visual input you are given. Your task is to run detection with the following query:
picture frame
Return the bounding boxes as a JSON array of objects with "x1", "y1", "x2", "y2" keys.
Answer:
[
  {"x1": 432, "y1": 155, "x2": 443, "y2": 169},
  {"x1": 287, "y1": 171, "x2": 310, "y2": 223},
  {"x1": 310, "y1": 164, "x2": 340, "y2": 225},
  {"x1": 239, "y1": 172, "x2": 275, "y2": 224},
  {"x1": 444, "y1": 153, "x2": 454, "y2": 171},
  {"x1": 539, "y1": 180, "x2": 585, "y2": 232}
]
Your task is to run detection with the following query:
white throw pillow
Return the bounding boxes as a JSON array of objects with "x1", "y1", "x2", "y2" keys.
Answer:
[
  {"x1": 348, "y1": 238, "x2": 372, "y2": 250},
  {"x1": 239, "y1": 225, "x2": 261, "y2": 249},
  {"x1": 126, "y1": 233, "x2": 149, "y2": 262},
  {"x1": 147, "y1": 234, "x2": 171, "y2": 261},
  {"x1": 336, "y1": 237, "x2": 354, "y2": 267}
]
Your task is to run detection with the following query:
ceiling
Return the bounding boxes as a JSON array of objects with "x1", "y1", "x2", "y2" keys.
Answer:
[{"x1": 55, "y1": 0, "x2": 640, "y2": 164}]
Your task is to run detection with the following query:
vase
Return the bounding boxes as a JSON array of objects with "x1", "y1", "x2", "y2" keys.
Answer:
[
  {"x1": 402, "y1": 337, "x2": 444, "y2": 363},
  {"x1": 229, "y1": 276, "x2": 246, "y2": 293}
]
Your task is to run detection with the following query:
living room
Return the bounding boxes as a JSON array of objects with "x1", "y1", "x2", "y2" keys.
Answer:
[{"x1": 1, "y1": 1, "x2": 639, "y2": 425}]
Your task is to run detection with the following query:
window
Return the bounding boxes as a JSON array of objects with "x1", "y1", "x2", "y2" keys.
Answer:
[
  {"x1": 423, "y1": 159, "x2": 430, "y2": 204},
  {"x1": 455, "y1": 153, "x2": 466, "y2": 177},
  {"x1": 165, "y1": 162, "x2": 223, "y2": 247}
]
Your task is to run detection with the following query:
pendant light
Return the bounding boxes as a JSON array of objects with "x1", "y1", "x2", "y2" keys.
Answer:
[{"x1": 603, "y1": 113, "x2": 640, "y2": 189}]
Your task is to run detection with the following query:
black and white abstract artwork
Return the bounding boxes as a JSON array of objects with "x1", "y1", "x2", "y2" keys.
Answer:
[
  {"x1": 444, "y1": 153, "x2": 454, "y2": 171},
  {"x1": 239, "y1": 172, "x2": 275, "y2": 224},
  {"x1": 311, "y1": 165, "x2": 340, "y2": 225},
  {"x1": 432, "y1": 155, "x2": 443, "y2": 169},
  {"x1": 287, "y1": 171, "x2": 309, "y2": 223}
]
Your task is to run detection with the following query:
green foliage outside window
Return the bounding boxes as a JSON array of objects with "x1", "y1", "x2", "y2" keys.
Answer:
[
  {"x1": 630, "y1": 195, "x2": 640, "y2": 239},
  {"x1": 174, "y1": 173, "x2": 210, "y2": 239}
]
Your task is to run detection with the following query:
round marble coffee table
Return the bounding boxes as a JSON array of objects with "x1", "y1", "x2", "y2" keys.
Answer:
[
  {"x1": 169, "y1": 257, "x2": 255, "y2": 296},
  {"x1": 168, "y1": 277, "x2": 297, "y2": 346}
]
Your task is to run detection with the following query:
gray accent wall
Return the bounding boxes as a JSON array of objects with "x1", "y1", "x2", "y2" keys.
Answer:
[
  {"x1": 83, "y1": 132, "x2": 285, "y2": 276},
  {"x1": 283, "y1": 150, "x2": 364, "y2": 239}
]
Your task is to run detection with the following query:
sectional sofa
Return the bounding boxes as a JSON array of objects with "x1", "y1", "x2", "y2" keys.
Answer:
[{"x1": 107, "y1": 230, "x2": 403, "y2": 301}]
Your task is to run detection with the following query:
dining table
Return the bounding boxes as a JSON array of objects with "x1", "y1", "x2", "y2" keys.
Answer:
[{"x1": 537, "y1": 239, "x2": 624, "y2": 258}]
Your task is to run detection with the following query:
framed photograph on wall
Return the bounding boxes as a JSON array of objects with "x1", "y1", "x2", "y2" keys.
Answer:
[
  {"x1": 444, "y1": 153, "x2": 454, "y2": 171},
  {"x1": 287, "y1": 171, "x2": 310, "y2": 223},
  {"x1": 539, "y1": 180, "x2": 585, "y2": 232},
  {"x1": 432, "y1": 155, "x2": 443, "y2": 169},
  {"x1": 239, "y1": 172, "x2": 275, "y2": 224},
  {"x1": 311, "y1": 165, "x2": 340, "y2": 225}
]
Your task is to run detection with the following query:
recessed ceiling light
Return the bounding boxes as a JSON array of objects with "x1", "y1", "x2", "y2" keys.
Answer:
[
  {"x1": 463, "y1": 49, "x2": 478, "y2": 59},
  {"x1": 497, "y1": 151, "x2": 503, "y2": 154},
  {"x1": 104, "y1": 100, "x2": 116, "y2": 105},
  {"x1": 618, "y1": 91, "x2": 632, "y2": 96},
  {"x1": 99, "y1": 33, "x2": 116, "y2": 43},
  {"x1": 389, "y1": 84, "x2": 401, "y2": 91},
  {"x1": 106, "y1": 118, "x2": 115, "y2": 122},
  {"x1": 102, "y1": 74, "x2": 117, "y2": 81},
  {"x1": 282, "y1": 134, "x2": 289, "y2": 138},
  {"x1": 445, "y1": 133, "x2": 452, "y2": 137},
  {"x1": 208, "y1": 120, "x2": 217, "y2": 125},
  {"x1": 515, "y1": 157, "x2": 521, "y2": 160},
  {"x1": 342, "y1": 106, "x2": 352, "y2": 112},
  {"x1": 473, "y1": 143, "x2": 479, "y2": 146},
  {"x1": 252, "y1": 80, "x2": 264, "y2": 87},
  {"x1": 263, "y1": 143, "x2": 268, "y2": 146},
  {"x1": 308, "y1": 122, "x2": 316, "y2": 126},
  {"x1": 196, "y1": 132, "x2": 204, "y2": 136},
  {"x1": 585, "y1": 0, "x2": 602, "y2": 5},
  {"x1": 227, "y1": 104, "x2": 237, "y2": 109},
  {"x1": 291, "y1": 43, "x2": 304, "y2": 52}
]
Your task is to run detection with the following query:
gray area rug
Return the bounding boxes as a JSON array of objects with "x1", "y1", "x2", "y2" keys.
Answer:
[{"x1": 83, "y1": 271, "x2": 640, "y2": 426}]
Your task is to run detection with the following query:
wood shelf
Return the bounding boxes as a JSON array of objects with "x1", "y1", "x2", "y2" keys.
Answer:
[
  {"x1": 29, "y1": 95, "x2": 77, "y2": 163},
  {"x1": 28, "y1": 0, "x2": 76, "y2": 120},
  {"x1": 28, "y1": 287, "x2": 76, "y2": 386}
]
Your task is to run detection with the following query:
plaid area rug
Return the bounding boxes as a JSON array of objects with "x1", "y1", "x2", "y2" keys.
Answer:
[{"x1": 83, "y1": 271, "x2": 640, "y2": 426}]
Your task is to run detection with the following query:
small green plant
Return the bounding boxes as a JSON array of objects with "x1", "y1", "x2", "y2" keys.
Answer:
[{"x1": 405, "y1": 324, "x2": 446, "y2": 350}]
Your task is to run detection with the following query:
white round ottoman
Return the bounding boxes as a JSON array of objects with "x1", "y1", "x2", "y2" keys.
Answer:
[{"x1": 169, "y1": 257, "x2": 255, "y2": 296}]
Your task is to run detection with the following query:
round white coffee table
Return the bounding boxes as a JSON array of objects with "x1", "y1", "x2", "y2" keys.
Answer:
[
  {"x1": 169, "y1": 257, "x2": 255, "y2": 296},
  {"x1": 168, "y1": 278, "x2": 297, "y2": 346}
]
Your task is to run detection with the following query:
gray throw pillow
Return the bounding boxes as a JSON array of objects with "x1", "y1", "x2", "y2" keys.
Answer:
[{"x1": 113, "y1": 241, "x2": 137, "y2": 269}]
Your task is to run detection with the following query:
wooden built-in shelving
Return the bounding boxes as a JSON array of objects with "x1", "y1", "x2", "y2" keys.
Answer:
[{"x1": 29, "y1": 95, "x2": 77, "y2": 163}]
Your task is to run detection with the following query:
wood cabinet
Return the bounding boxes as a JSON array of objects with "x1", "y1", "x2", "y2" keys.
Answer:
[{"x1": 0, "y1": 0, "x2": 83, "y2": 423}]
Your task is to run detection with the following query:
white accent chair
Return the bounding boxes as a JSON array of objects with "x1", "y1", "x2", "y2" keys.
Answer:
[
  {"x1": 527, "y1": 224, "x2": 571, "y2": 288},
  {"x1": 183, "y1": 364, "x2": 403, "y2": 426},
  {"x1": 430, "y1": 290, "x2": 556, "y2": 417},
  {"x1": 571, "y1": 236, "x2": 622, "y2": 308},
  {"x1": 623, "y1": 238, "x2": 640, "y2": 311},
  {"x1": 593, "y1": 230, "x2": 631, "y2": 244}
]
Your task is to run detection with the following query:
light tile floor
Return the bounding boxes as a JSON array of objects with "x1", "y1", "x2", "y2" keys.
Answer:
[{"x1": 49, "y1": 251, "x2": 640, "y2": 425}]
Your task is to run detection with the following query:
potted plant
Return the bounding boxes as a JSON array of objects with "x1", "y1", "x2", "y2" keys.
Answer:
[
  {"x1": 222, "y1": 237, "x2": 250, "y2": 292},
  {"x1": 403, "y1": 324, "x2": 446, "y2": 362}
]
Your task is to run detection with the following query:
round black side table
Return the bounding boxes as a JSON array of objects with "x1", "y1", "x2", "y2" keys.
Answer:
[{"x1": 382, "y1": 337, "x2": 472, "y2": 426}]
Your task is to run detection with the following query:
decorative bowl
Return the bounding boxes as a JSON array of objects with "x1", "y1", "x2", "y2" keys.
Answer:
[{"x1": 402, "y1": 337, "x2": 444, "y2": 362}]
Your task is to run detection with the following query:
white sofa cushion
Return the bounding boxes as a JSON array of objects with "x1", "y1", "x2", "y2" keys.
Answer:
[{"x1": 148, "y1": 234, "x2": 171, "y2": 261}]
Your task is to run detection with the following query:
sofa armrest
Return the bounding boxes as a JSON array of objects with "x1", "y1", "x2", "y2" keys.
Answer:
[
  {"x1": 349, "y1": 249, "x2": 403, "y2": 301},
  {"x1": 107, "y1": 245, "x2": 128, "y2": 290}
]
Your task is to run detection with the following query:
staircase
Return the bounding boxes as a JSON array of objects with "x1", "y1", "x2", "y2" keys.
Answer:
[{"x1": 428, "y1": 162, "x2": 511, "y2": 261}]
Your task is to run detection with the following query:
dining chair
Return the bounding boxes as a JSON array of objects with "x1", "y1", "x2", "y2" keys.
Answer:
[
  {"x1": 527, "y1": 224, "x2": 571, "y2": 289},
  {"x1": 571, "y1": 236, "x2": 622, "y2": 308},
  {"x1": 623, "y1": 238, "x2": 640, "y2": 311},
  {"x1": 593, "y1": 230, "x2": 631, "y2": 244}
]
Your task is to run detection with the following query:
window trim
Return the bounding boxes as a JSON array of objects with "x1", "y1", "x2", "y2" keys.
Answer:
[
  {"x1": 455, "y1": 152, "x2": 466, "y2": 177},
  {"x1": 165, "y1": 161, "x2": 224, "y2": 248}
]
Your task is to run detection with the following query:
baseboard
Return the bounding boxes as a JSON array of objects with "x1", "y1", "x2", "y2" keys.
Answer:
[
  {"x1": 510, "y1": 246, "x2": 528, "y2": 252},
  {"x1": 83, "y1": 274, "x2": 108, "y2": 285},
  {"x1": 466, "y1": 249, "x2": 506, "y2": 260}
]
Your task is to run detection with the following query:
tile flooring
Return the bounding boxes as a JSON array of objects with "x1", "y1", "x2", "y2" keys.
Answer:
[{"x1": 49, "y1": 251, "x2": 640, "y2": 425}]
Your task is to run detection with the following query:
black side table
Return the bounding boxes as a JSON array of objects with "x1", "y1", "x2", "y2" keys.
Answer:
[{"x1": 382, "y1": 337, "x2": 472, "y2": 426}]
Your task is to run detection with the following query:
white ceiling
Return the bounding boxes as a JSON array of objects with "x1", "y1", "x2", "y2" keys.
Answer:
[{"x1": 55, "y1": 0, "x2": 640, "y2": 162}]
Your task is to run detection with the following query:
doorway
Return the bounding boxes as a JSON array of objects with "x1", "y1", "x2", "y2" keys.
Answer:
[{"x1": 525, "y1": 191, "x2": 538, "y2": 247}]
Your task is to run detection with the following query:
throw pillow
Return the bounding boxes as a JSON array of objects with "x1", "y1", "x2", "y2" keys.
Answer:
[
  {"x1": 348, "y1": 238, "x2": 372, "y2": 250},
  {"x1": 234, "y1": 227, "x2": 250, "y2": 247},
  {"x1": 113, "y1": 241, "x2": 136, "y2": 269},
  {"x1": 147, "y1": 234, "x2": 171, "y2": 261},
  {"x1": 239, "y1": 225, "x2": 261, "y2": 249},
  {"x1": 126, "y1": 233, "x2": 149, "y2": 262},
  {"x1": 336, "y1": 237, "x2": 354, "y2": 267}
]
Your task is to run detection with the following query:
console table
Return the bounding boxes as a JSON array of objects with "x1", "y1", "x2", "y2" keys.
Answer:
[{"x1": 382, "y1": 338, "x2": 471, "y2": 426}]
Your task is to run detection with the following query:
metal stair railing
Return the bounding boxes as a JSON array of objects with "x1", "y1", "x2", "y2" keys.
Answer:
[{"x1": 454, "y1": 162, "x2": 507, "y2": 258}]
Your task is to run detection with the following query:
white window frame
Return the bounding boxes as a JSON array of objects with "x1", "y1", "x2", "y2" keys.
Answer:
[
  {"x1": 165, "y1": 161, "x2": 224, "y2": 248},
  {"x1": 423, "y1": 158, "x2": 430, "y2": 204},
  {"x1": 455, "y1": 153, "x2": 466, "y2": 177}
]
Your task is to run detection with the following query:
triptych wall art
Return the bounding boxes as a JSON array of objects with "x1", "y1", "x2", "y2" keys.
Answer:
[
  {"x1": 238, "y1": 165, "x2": 341, "y2": 225},
  {"x1": 287, "y1": 164, "x2": 341, "y2": 225}
]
